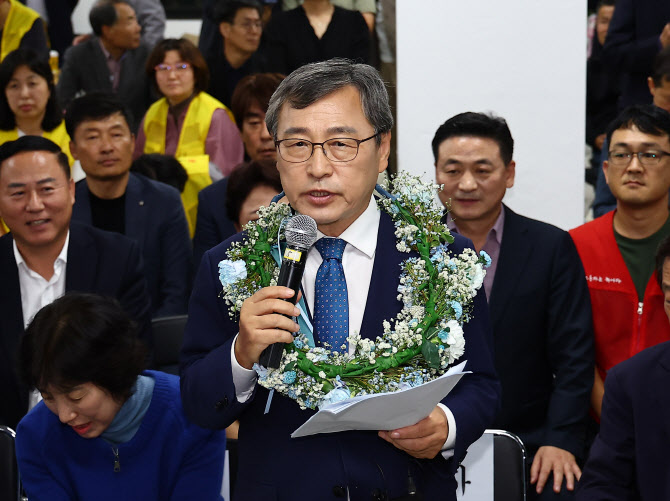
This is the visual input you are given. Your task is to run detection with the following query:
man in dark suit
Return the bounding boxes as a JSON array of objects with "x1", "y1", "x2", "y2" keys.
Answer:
[
  {"x1": 603, "y1": 0, "x2": 670, "y2": 109},
  {"x1": 434, "y1": 112, "x2": 594, "y2": 500},
  {"x1": 57, "y1": 0, "x2": 151, "y2": 131},
  {"x1": 66, "y1": 93, "x2": 191, "y2": 318},
  {"x1": 577, "y1": 236, "x2": 670, "y2": 500},
  {"x1": 180, "y1": 59, "x2": 500, "y2": 500},
  {"x1": 0, "y1": 135, "x2": 151, "y2": 430}
]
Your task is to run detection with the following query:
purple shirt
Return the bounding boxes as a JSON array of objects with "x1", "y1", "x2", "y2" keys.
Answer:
[
  {"x1": 447, "y1": 206, "x2": 505, "y2": 300},
  {"x1": 134, "y1": 95, "x2": 244, "y2": 178}
]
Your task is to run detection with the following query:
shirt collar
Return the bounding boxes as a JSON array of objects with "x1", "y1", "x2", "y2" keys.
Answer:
[
  {"x1": 446, "y1": 205, "x2": 505, "y2": 245},
  {"x1": 315, "y1": 196, "x2": 379, "y2": 259},
  {"x1": 98, "y1": 38, "x2": 125, "y2": 62},
  {"x1": 13, "y1": 231, "x2": 70, "y2": 272}
]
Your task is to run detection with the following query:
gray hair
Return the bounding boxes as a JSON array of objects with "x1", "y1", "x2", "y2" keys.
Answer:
[{"x1": 265, "y1": 58, "x2": 393, "y2": 146}]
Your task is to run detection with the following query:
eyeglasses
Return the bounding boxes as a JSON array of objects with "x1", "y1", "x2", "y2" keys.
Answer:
[
  {"x1": 608, "y1": 149, "x2": 670, "y2": 167},
  {"x1": 275, "y1": 133, "x2": 380, "y2": 163},
  {"x1": 234, "y1": 20, "x2": 263, "y2": 31},
  {"x1": 154, "y1": 62, "x2": 191, "y2": 73}
]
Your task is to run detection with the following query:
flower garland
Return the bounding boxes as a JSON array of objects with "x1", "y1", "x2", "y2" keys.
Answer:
[{"x1": 218, "y1": 172, "x2": 490, "y2": 410}]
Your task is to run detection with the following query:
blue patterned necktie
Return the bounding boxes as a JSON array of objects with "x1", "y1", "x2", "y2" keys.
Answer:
[{"x1": 313, "y1": 238, "x2": 349, "y2": 352}]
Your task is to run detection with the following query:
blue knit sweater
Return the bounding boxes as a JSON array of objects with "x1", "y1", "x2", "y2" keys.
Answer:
[{"x1": 16, "y1": 371, "x2": 226, "y2": 501}]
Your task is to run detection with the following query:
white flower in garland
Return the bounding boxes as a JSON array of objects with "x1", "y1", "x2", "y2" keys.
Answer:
[{"x1": 217, "y1": 174, "x2": 490, "y2": 410}]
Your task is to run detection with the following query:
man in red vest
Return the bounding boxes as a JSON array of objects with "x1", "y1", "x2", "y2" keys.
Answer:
[{"x1": 570, "y1": 104, "x2": 670, "y2": 421}]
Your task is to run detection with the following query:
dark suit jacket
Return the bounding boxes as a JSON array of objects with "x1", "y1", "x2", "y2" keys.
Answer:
[
  {"x1": 180, "y1": 211, "x2": 501, "y2": 501},
  {"x1": 192, "y1": 177, "x2": 236, "y2": 271},
  {"x1": 487, "y1": 207, "x2": 594, "y2": 458},
  {"x1": 72, "y1": 173, "x2": 191, "y2": 317},
  {"x1": 0, "y1": 222, "x2": 152, "y2": 429},
  {"x1": 56, "y1": 37, "x2": 152, "y2": 131},
  {"x1": 602, "y1": 0, "x2": 670, "y2": 109},
  {"x1": 577, "y1": 341, "x2": 670, "y2": 500}
]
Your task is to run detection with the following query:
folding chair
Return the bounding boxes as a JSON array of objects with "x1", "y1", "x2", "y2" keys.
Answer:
[{"x1": 488, "y1": 429, "x2": 527, "y2": 501}]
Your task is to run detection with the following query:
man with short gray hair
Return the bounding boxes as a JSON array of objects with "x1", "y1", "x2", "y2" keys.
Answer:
[{"x1": 180, "y1": 59, "x2": 500, "y2": 500}]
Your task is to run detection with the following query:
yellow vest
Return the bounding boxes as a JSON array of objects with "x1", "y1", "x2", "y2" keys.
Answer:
[
  {"x1": 0, "y1": 121, "x2": 74, "y2": 166},
  {"x1": 143, "y1": 92, "x2": 235, "y2": 237},
  {"x1": 1, "y1": 0, "x2": 42, "y2": 61}
]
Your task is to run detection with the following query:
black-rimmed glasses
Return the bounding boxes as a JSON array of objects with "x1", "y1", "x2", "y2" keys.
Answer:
[
  {"x1": 608, "y1": 149, "x2": 670, "y2": 167},
  {"x1": 275, "y1": 133, "x2": 380, "y2": 163}
]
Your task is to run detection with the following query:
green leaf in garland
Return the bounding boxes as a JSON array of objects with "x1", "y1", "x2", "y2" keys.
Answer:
[{"x1": 421, "y1": 340, "x2": 441, "y2": 369}]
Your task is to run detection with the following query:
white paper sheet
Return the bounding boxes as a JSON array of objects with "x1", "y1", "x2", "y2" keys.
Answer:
[{"x1": 291, "y1": 361, "x2": 469, "y2": 438}]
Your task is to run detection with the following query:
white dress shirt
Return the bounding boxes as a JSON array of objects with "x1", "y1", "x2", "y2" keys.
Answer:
[
  {"x1": 14, "y1": 231, "x2": 70, "y2": 408},
  {"x1": 230, "y1": 198, "x2": 456, "y2": 453}
]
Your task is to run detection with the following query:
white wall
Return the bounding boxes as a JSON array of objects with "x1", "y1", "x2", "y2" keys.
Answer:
[{"x1": 396, "y1": 0, "x2": 586, "y2": 230}]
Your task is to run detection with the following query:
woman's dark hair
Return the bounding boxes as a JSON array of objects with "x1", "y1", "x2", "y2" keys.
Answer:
[
  {"x1": 19, "y1": 293, "x2": 147, "y2": 403},
  {"x1": 231, "y1": 73, "x2": 285, "y2": 129},
  {"x1": 145, "y1": 38, "x2": 210, "y2": 96},
  {"x1": 0, "y1": 48, "x2": 62, "y2": 132},
  {"x1": 226, "y1": 161, "x2": 282, "y2": 226},
  {"x1": 131, "y1": 153, "x2": 188, "y2": 192}
]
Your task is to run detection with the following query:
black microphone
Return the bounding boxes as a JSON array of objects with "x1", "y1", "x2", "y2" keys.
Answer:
[{"x1": 259, "y1": 214, "x2": 318, "y2": 368}]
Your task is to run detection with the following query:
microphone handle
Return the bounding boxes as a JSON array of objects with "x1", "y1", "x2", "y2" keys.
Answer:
[{"x1": 259, "y1": 246, "x2": 308, "y2": 368}]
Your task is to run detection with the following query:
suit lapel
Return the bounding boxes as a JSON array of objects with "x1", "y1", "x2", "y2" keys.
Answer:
[
  {"x1": 124, "y1": 174, "x2": 147, "y2": 249},
  {"x1": 89, "y1": 38, "x2": 114, "y2": 92},
  {"x1": 488, "y1": 207, "x2": 533, "y2": 327},
  {"x1": 73, "y1": 180, "x2": 93, "y2": 225},
  {"x1": 0, "y1": 235, "x2": 25, "y2": 359},
  {"x1": 65, "y1": 224, "x2": 96, "y2": 291},
  {"x1": 359, "y1": 212, "x2": 408, "y2": 339}
]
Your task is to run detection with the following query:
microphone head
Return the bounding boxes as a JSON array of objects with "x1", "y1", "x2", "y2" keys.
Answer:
[{"x1": 285, "y1": 214, "x2": 318, "y2": 250}]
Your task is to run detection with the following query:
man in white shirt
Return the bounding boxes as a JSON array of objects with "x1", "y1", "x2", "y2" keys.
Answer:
[
  {"x1": 180, "y1": 59, "x2": 500, "y2": 500},
  {"x1": 0, "y1": 135, "x2": 151, "y2": 429}
]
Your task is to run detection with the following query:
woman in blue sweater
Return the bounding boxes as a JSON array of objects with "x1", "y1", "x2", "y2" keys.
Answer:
[{"x1": 15, "y1": 293, "x2": 226, "y2": 501}]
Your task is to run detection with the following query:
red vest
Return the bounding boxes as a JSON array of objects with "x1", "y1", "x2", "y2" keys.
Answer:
[{"x1": 569, "y1": 212, "x2": 670, "y2": 380}]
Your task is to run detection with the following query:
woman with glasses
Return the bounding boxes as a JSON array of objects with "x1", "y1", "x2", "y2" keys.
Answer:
[
  {"x1": 135, "y1": 38, "x2": 244, "y2": 235},
  {"x1": 15, "y1": 293, "x2": 226, "y2": 501}
]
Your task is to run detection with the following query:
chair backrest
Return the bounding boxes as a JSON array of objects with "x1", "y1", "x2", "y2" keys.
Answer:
[
  {"x1": 456, "y1": 429, "x2": 527, "y2": 501},
  {"x1": 151, "y1": 315, "x2": 188, "y2": 375},
  {"x1": 490, "y1": 429, "x2": 526, "y2": 501},
  {"x1": 0, "y1": 426, "x2": 20, "y2": 501}
]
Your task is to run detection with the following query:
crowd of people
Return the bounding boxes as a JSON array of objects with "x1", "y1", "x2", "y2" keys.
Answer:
[{"x1": 0, "y1": 0, "x2": 669, "y2": 500}]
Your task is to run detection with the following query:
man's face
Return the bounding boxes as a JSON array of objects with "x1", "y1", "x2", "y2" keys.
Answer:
[
  {"x1": 69, "y1": 112, "x2": 135, "y2": 182},
  {"x1": 648, "y1": 77, "x2": 670, "y2": 113},
  {"x1": 604, "y1": 126, "x2": 670, "y2": 207},
  {"x1": 435, "y1": 136, "x2": 515, "y2": 225},
  {"x1": 103, "y1": 3, "x2": 141, "y2": 51},
  {"x1": 276, "y1": 85, "x2": 390, "y2": 237},
  {"x1": 242, "y1": 104, "x2": 276, "y2": 168},
  {"x1": 220, "y1": 7, "x2": 262, "y2": 56},
  {"x1": 0, "y1": 150, "x2": 74, "y2": 251},
  {"x1": 663, "y1": 258, "x2": 670, "y2": 322},
  {"x1": 596, "y1": 5, "x2": 614, "y2": 46}
]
